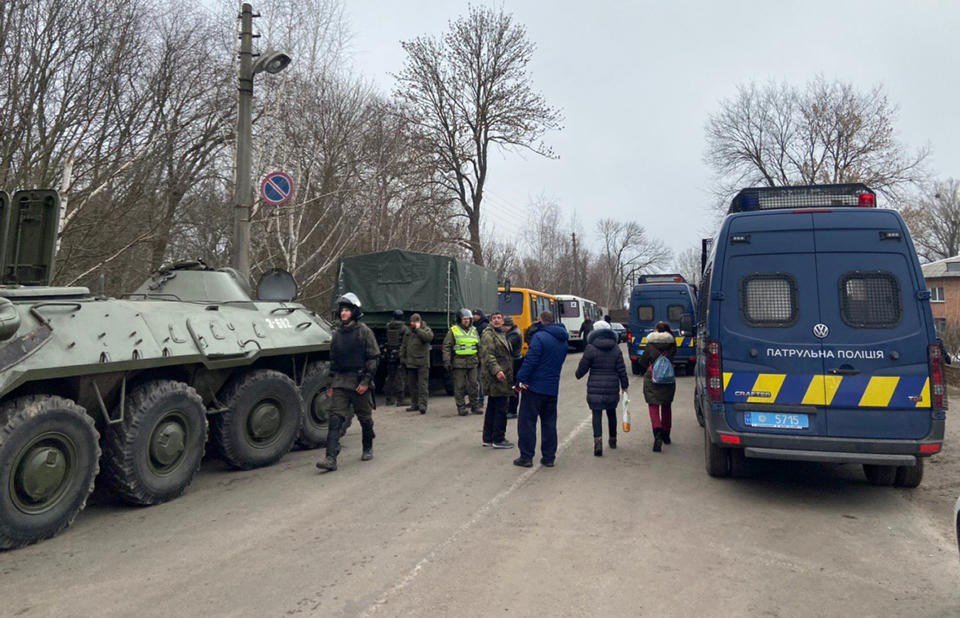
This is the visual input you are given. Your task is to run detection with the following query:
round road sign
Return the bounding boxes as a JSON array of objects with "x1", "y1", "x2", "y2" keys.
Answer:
[{"x1": 260, "y1": 171, "x2": 293, "y2": 206}]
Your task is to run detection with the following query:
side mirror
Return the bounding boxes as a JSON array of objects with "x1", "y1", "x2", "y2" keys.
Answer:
[{"x1": 680, "y1": 313, "x2": 694, "y2": 334}]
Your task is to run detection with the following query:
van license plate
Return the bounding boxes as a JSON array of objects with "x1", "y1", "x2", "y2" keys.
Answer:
[{"x1": 744, "y1": 412, "x2": 809, "y2": 429}]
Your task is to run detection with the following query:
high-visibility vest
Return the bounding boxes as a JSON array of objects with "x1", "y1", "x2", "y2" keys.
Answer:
[{"x1": 451, "y1": 324, "x2": 479, "y2": 355}]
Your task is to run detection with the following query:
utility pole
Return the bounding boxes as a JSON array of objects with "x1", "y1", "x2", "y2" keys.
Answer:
[
  {"x1": 232, "y1": 4, "x2": 291, "y2": 282},
  {"x1": 233, "y1": 3, "x2": 255, "y2": 281},
  {"x1": 571, "y1": 232, "x2": 579, "y2": 295}
]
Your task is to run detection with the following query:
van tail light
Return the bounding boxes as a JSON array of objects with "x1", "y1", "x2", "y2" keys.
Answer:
[
  {"x1": 857, "y1": 193, "x2": 876, "y2": 207},
  {"x1": 919, "y1": 443, "x2": 941, "y2": 454},
  {"x1": 707, "y1": 340, "x2": 723, "y2": 402},
  {"x1": 928, "y1": 344, "x2": 947, "y2": 409}
]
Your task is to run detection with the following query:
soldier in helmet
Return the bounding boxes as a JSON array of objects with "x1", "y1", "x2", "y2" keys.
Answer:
[
  {"x1": 442, "y1": 308, "x2": 481, "y2": 416},
  {"x1": 317, "y1": 293, "x2": 380, "y2": 472},
  {"x1": 383, "y1": 309, "x2": 409, "y2": 406}
]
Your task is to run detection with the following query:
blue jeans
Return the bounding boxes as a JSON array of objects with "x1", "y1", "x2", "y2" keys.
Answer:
[{"x1": 517, "y1": 390, "x2": 558, "y2": 462}]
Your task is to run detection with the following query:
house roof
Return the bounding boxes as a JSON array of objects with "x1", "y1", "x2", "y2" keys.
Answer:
[{"x1": 922, "y1": 255, "x2": 960, "y2": 279}]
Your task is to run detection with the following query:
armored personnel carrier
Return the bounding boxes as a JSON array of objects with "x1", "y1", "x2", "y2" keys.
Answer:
[{"x1": 0, "y1": 190, "x2": 333, "y2": 549}]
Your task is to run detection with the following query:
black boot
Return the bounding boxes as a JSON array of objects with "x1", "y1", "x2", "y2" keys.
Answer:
[
  {"x1": 652, "y1": 428, "x2": 663, "y2": 453},
  {"x1": 609, "y1": 437, "x2": 617, "y2": 449},
  {"x1": 316, "y1": 455, "x2": 337, "y2": 471},
  {"x1": 662, "y1": 430, "x2": 671, "y2": 445},
  {"x1": 594, "y1": 437, "x2": 603, "y2": 457}
]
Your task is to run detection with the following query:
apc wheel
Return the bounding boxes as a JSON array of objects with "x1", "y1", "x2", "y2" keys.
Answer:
[
  {"x1": 631, "y1": 359, "x2": 642, "y2": 375},
  {"x1": 704, "y1": 426, "x2": 730, "y2": 478},
  {"x1": 211, "y1": 370, "x2": 302, "y2": 470},
  {"x1": 894, "y1": 459, "x2": 924, "y2": 488},
  {"x1": 296, "y1": 362, "x2": 332, "y2": 449},
  {"x1": 0, "y1": 395, "x2": 99, "y2": 549},
  {"x1": 101, "y1": 380, "x2": 207, "y2": 505},
  {"x1": 863, "y1": 464, "x2": 897, "y2": 486}
]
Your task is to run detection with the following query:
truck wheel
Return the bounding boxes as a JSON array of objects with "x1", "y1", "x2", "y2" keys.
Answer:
[
  {"x1": 631, "y1": 360, "x2": 642, "y2": 375},
  {"x1": 101, "y1": 380, "x2": 207, "y2": 505},
  {"x1": 704, "y1": 426, "x2": 730, "y2": 478},
  {"x1": 0, "y1": 395, "x2": 100, "y2": 549},
  {"x1": 211, "y1": 369, "x2": 302, "y2": 470},
  {"x1": 893, "y1": 459, "x2": 924, "y2": 488},
  {"x1": 296, "y1": 362, "x2": 332, "y2": 450},
  {"x1": 863, "y1": 464, "x2": 897, "y2": 486}
]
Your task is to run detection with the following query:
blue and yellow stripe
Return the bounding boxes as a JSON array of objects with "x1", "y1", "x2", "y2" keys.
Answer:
[
  {"x1": 639, "y1": 336, "x2": 696, "y2": 349},
  {"x1": 721, "y1": 372, "x2": 930, "y2": 408}
]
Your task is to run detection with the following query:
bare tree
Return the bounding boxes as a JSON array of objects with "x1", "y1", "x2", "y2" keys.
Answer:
[
  {"x1": 595, "y1": 219, "x2": 670, "y2": 309},
  {"x1": 902, "y1": 178, "x2": 960, "y2": 262},
  {"x1": 673, "y1": 246, "x2": 702, "y2": 287},
  {"x1": 394, "y1": 5, "x2": 562, "y2": 265},
  {"x1": 705, "y1": 77, "x2": 929, "y2": 207}
]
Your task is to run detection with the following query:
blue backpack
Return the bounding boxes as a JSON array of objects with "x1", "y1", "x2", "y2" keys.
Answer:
[{"x1": 651, "y1": 355, "x2": 675, "y2": 384}]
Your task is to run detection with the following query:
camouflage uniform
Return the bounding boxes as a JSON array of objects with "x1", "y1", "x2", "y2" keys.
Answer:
[
  {"x1": 400, "y1": 316, "x2": 434, "y2": 413},
  {"x1": 442, "y1": 323, "x2": 480, "y2": 415},
  {"x1": 383, "y1": 319, "x2": 410, "y2": 405}
]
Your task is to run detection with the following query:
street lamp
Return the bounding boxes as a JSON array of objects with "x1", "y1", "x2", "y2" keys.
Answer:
[{"x1": 233, "y1": 4, "x2": 292, "y2": 282}]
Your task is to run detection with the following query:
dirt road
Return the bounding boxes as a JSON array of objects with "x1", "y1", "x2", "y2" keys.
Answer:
[{"x1": 1, "y1": 348, "x2": 958, "y2": 617}]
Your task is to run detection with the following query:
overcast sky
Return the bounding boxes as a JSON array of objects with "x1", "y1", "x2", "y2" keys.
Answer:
[{"x1": 342, "y1": 0, "x2": 960, "y2": 260}]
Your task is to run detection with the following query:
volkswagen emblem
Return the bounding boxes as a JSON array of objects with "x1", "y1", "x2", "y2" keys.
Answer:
[{"x1": 813, "y1": 323, "x2": 830, "y2": 339}]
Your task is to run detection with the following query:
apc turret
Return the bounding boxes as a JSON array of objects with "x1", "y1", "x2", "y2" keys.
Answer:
[{"x1": 0, "y1": 190, "x2": 333, "y2": 549}]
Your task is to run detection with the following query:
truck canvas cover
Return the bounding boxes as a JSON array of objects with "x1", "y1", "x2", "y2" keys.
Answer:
[{"x1": 335, "y1": 249, "x2": 498, "y2": 317}]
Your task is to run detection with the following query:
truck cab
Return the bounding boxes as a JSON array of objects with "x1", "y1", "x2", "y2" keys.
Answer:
[{"x1": 695, "y1": 184, "x2": 944, "y2": 487}]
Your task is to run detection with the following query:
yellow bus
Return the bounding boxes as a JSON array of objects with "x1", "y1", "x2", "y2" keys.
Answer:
[{"x1": 497, "y1": 284, "x2": 559, "y2": 356}]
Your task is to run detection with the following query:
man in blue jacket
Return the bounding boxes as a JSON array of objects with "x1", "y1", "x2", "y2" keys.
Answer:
[{"x1": 513, "y1": 311, "x2": 569, "y2": 467}]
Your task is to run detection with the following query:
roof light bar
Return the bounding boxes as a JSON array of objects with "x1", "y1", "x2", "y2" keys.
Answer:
[
  {"x1": 638, "y1": 273, "x2": 686, "y2": 284},
  {"x1": 729, "y1": 184, "x2": 877, "y2": 214}
]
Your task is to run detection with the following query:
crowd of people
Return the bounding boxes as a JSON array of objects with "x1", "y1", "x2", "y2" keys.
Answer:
[{"x1": 316, "y1": 293, "x2": 678, "y2": 472}]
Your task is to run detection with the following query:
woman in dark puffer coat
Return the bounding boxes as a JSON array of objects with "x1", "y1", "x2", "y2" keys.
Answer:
[
  {"x1": 575, "y1": 321, "x2": 629, "y2": 456},
  {"x1": 639, "y1": 322, "x2": 677, "y2": 452}
]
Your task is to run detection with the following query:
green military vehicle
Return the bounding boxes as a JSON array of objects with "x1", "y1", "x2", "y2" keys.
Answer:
[
  {"x1": 334, "y1": 249, "x2": 498, "y2": 393},
  {"x1": 0, "y1": 190, "x2": 334, "y2": 549}
]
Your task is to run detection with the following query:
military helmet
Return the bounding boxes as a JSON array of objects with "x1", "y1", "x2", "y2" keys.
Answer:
[
  {"x1": 458, "y1": 308, "x2": 472, "y2": 320},
  {"x1": 392, "y1": 309, "x2": 404, "y2": 320},
  {"x1": 337, "y1": 292, "x2": 363, "y2": 319}
]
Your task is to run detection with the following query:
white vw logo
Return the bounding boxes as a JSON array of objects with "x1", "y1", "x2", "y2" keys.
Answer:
[{"x1": 813, "y1": 323, "x2": 830, "y2": 339}]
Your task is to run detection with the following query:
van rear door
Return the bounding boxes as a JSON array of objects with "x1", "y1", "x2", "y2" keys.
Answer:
[
  {"x1": 719, "y1": 213, "x2": 829, "y2": 434},
  {"x1": 812, "y1": 212, "x2": 931, "y2": 439}
]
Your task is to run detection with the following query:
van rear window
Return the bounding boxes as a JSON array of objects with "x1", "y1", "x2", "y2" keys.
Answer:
[
  {"x1": 667, "y1": 305, "x2": 684, "y2": 322},
  {"x1": 638, "y1": 305, "x2": 654, "y2": 322},
  {"x1": 840, "y1": 273, "x2": 901, "y2": 328},
  {"x1": 740, "y1": 274, "x2": 797, "y2": 327}
]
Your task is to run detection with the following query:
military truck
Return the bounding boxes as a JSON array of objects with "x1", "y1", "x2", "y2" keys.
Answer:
[
  {"x1": 0, "y1": 190, "x2": 333, "y2": 549},
  {"x1": 334, "y1": 249, "x2": 498, "y2": 393}
]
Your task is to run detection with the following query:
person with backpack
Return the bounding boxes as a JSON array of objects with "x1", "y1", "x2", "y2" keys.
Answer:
[
  {"x1": 638, "y1": 321, "x2": 677, "y2": 452},
  {"x1": 574, "y1": 321, "x2": 628, "y2": 457}
]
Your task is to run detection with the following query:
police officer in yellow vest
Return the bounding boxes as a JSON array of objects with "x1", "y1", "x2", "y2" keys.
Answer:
[{"x1": 443, "y1": 308, "x2": 481, "y2": 416}]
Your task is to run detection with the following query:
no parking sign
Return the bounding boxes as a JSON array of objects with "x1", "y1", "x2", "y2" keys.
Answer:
[{"x1": 260, "y1": 171, "x2": 293, "y2": 206}]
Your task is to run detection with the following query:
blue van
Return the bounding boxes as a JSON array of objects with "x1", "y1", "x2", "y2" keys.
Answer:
[
  {"x1": 628, "y1": 274, "x2": 697, "y2": 375},
  {"x1": 695, "y1": 184, "x2": 945, "y2": 487}
]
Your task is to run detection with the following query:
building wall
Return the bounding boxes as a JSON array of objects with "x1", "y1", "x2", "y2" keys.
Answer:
[{"x1": 927, "y1": 276, "x2": 960, "y2": 332}]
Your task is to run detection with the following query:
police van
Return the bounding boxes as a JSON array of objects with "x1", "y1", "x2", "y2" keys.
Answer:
[
  {"x1": 694, "y1": 184, "x2": 945, "y2": 487},
  {"x1": 627, "y1": 274, "x2": 697, "y2": 375}
]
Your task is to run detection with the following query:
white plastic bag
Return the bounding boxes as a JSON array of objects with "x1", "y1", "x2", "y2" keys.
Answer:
[{"x1": 621, "y1": 392, "x2": 631, "y2": 433}]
